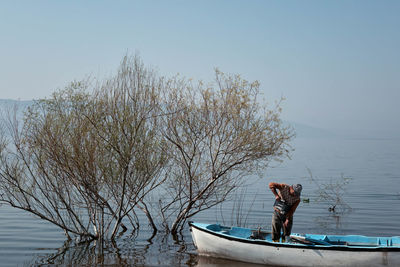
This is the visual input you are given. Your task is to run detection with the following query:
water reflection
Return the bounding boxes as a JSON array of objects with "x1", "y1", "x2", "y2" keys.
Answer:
[
  {"x1": 28, "y1": 232, "x2": 198, "y2": 266},
  {"x1": 313, "y1": 214, "x2": 346, "y2": 233},
  {"x1": 29, "y1": 241, "x2": 125, "y2": 266},
  {"x1": 195, "y1": 256, "x2": 274, "y2": 267},
  {"x1": 28, "y1": 237, "x2": 278, "y2": 267}
]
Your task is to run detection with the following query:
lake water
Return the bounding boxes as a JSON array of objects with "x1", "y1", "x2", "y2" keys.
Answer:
[{"x1": 1, "y1": 136, "x2": 399, "y2": 266}]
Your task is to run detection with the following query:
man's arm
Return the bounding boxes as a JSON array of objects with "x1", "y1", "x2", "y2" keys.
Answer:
[
  {"x1": 269, "y1": 182, "x2": 285, "y2": 200},
  {"x1": 286, "y1": 199, "x2": 300, "y2": 218}
]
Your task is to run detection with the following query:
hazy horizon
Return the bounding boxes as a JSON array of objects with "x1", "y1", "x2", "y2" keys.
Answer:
[{"x1": 1, "y1": 98, "x2": 398, "y2": 140}]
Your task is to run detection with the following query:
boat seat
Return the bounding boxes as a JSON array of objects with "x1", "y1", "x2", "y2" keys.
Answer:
[
  {"x1": 229, "y1": 227, "x2": 252, "y2": 238},
  {"x1": 391, "y1": 237, "x2": 400, "y2": 247},
  {"x1": 378, "y1": 237, "x2": 392, "y2": 247},
  {"x1": 206, "y1": 224, "x2": 223, "y2": 231}
]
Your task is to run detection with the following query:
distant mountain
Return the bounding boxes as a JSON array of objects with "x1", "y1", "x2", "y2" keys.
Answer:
[
  {"x1": 0, "y1": 99, "x2": 34, "y2": 109},
  {"x1": 0, "y1": 99, "x2": 34, "y2": 122},
  {"x1": 288, "y1": 122, "x2": 400, "y2": 140},
  {"x1": 0, "y1": 99, "x2": 336, "y2": 139},
  {"x1": 286, "y1": 121, "x2": 337, "y2": 139}
]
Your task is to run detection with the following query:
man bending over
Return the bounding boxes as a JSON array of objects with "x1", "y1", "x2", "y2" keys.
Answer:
[{"x1": 269, "y1": 182, "x2": 302, "y2": 242}]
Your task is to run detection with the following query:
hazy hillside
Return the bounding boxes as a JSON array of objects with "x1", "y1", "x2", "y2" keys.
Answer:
[
  {"x1": 0, "y1": 99, "x2": 336, "y2": 139},
  {"x1": 0, "y1": 99, "x2": 34, "y2": 124},
  {"x1": 0, "y1": 99, "x2": 34, "y2": 111},
  {"x1": 288, "y1": 122, "x2": 336, "y2": 139}
]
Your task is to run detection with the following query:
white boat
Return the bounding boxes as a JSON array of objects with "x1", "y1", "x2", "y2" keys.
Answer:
[{"x1": 189, "y1": 222, "x2": 400, "y2": 267}]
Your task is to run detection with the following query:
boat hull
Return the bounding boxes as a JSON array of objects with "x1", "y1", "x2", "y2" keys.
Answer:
[{"x1": 190, "y1": 223, "x2": 400, "y2": 267}]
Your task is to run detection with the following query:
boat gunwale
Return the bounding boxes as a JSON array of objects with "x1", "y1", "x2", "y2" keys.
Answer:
[{"x1": 189, "y1": 222, "x2": 400, "y2": 252}]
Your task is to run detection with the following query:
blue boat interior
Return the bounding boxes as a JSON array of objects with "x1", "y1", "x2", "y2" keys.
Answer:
[
  {"x1": 300, "y1": 234, "x2": 400, "y2": 247},
  {"x1": 198, "y1": 223, "x2": 400, "y2": 248}
]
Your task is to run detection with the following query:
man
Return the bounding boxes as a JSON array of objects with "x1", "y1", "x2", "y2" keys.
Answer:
[{"x1": 269, "y1": 182, "x2": 302, "y2": 242}]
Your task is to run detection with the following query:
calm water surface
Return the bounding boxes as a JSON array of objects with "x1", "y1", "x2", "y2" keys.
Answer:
[{"x1": 1, "y1": 136, "x2": 399, "y2": 266}]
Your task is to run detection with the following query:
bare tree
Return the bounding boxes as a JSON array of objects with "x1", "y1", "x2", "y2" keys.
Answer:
[
  {"x1": 306, "y1": 168, "x2": 352, "y2": 213},
  {"x1": 0, "y1": 56, "x2": 294, "y2": 240},
  {"x1": 0, "y1": 55, "x2": 167, "y2": 241},
  {"x1": 158, "y1": 70, "x2": 294, "y2": 234},
  {"x1": 0, "y1": 87, "x2": 99, "y2": 241},
  {"x1": 89, "y1": 56, "x2": 169, "y2": 238}
]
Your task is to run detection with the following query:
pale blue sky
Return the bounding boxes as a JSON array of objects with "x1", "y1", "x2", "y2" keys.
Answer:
[{"x1": 1, "y1": 1, "x2": 399, "y2": 136}]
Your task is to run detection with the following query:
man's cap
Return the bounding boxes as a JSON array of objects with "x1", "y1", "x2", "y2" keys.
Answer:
[{"x1": 292, "y1": 184, "x2": 302, "y2": 196}]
